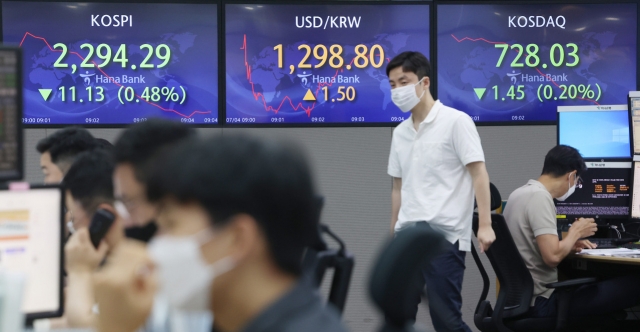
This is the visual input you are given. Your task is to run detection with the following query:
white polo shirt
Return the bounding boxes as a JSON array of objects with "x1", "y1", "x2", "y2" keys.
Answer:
[{"x1": 388, "y1": 100, "x2": 485, "y2": 251}]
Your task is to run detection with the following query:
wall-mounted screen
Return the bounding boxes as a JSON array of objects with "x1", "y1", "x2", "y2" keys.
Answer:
[
  {"x1": 437, "y1": 3, "x2": 637, "y2": 124},
  {"x1": 2, "y1": 1, "x2": 219, "y2": 126},
  {"x1": 224, "y1": 3, "x2": 430, "y2": 125}
]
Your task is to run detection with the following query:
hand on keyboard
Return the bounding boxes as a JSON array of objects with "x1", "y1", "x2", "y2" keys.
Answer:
[{"x1": 573, "y1": 239, "x2": 597, "y2": 252}]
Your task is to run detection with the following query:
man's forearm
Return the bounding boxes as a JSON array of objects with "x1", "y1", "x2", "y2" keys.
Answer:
[
  {"x1": 557, "y1": 231, "x2": 581, "y2": 261},
  {"x1": 472, "y1": 166, "x2": 491, "y2": 226},
  {"x1": 65, "y1": 272, "x2": 97, "y2": 328},
  {"x1": 391, "y1": 189, "x2": 401, "y2": 232}
]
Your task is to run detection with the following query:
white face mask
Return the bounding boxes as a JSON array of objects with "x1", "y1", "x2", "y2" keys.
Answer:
[
  {"x1": 114, "y1": 201, "x2": 130, "y2": 222},
  {"x1": 556, "y1": 173, "x2": 576, "y2": 202},
  {"x1": 148, "y1": 230, "x2": 236, "y2": 312},
  {"x1": 391, "y1": 78, "x2": 426, "y2": 113}
]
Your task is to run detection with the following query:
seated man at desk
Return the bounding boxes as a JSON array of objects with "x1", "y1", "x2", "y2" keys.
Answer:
[{"x1": 504, "y1": 145, "x2": 640, "y2": 317}]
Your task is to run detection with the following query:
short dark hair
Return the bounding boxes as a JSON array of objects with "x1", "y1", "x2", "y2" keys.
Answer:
[
  {"x1": 95, "y1": 138, "x2": 114, "y2": 153},
  {"x1": 63, "y1": 149, "x2": 115, "y2": 214},
  {"x1": 386, "y1": 51, "x2": 431, "y2": 80},
  {"x1": 114, "y1": 119, "x2": 195, "y2": 182},
  {"x1": 36, "y1": 127, "x2": 98, "y2": 173},
  {"x1": 541, "y1": 145, "x2": 587, "y2": 178},
  {"x1": 147, "y1": 135, "x2": 317, "y2": 276}
]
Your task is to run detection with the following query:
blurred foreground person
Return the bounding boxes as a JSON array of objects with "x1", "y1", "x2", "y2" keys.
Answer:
[
  {"x1": 94, "y1": 135, "x2": 348, "y2": 332},
  {"x1": 113, "y1": 119, "x2": 196, "y2": 242}
]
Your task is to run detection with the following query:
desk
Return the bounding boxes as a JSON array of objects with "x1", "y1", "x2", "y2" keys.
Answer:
[
  {"x1": 571, "y1": 254, "x2": 640, "y2": 266},
  {"x1": 562, "y1": 254, "x2": 640, "y2": 279}
]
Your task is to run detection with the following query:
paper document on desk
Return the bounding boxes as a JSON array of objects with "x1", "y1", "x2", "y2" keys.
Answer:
[{"x1": 578, "y1": 248, "x2": 640, "y2": 256}]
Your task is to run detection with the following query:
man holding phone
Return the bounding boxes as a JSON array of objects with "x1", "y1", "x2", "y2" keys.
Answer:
[{"x1": 62, "y1": 149, "x2": 126, "y2": 328}]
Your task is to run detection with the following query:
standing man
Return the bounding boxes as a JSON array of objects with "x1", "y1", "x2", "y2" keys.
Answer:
[{"x1": 387, "y1": 51, "x2": 495, "y2": 331}]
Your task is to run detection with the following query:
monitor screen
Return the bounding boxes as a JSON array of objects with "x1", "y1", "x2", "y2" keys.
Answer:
[
  {"x1": 556, "y1": 162, "x2": 631, "y2": 219},
  {"x1": 629, "y1": 91, "x2": 640, "y2": 155},
  {"x1": 2, "y1": 1, "x2": 218, "y2": 126},
  {"x1": 0, "y1": 186, "x2": 63, "y2": 319},
  {"x1": 224, "y1": 3, "x2": 430, "y2": 125},
  {"x1": 0, "y1": 48, "x2": 22, "y2": 181},
  {"x1": 632, "y1": 162, "x2": 640, "y2": 218},
  {"x1": 437, "y1": 3, "x2": 637, "y2": 124},
  {"x1": 558, "y1": 105, "x2": 631, "y2": 159}
]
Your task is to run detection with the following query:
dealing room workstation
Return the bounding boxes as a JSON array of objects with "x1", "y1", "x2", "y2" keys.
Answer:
[{"x1": 4, "y1": 1, "x2": 640, "y2": 332}]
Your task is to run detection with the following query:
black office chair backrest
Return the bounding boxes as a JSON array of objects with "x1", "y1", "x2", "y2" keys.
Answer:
[
  {"x1": 475, "y1": 182, "x2": 503, "y2": 211},
  {"x1": 369, "y1": 224, "x2": 448, "y2": 329},
  {"x1": 302, "y1": 195, "x2": 355, "y2": 314},
  {"x1": 309, "y1": 196, "x2": 328, "y2": 251},
  {"x1": 474, "y1": 214, "x2": 534, "y2": 319},
  {"x1": 489, "y1": 183, "x2": 502, "y2": 211}
]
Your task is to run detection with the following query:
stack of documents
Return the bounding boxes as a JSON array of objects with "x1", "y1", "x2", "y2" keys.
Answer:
[{"x1": 578, "y1": 248, "x2": 640, "y2": 257}]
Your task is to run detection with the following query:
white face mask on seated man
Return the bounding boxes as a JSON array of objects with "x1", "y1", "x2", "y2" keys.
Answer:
[
  {"x1": 148, "y1": 229, "x2": 236, "y2": 312},
  {"x1": 556, "y1": 172, "x2": 577, "y2": 202}
]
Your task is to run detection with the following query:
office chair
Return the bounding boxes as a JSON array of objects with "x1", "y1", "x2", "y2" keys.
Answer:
[
  {"x1": 369, "y1": 224, "x2": 449, "y2": 332},
  {"x1": 302, "y1": 196, "x2": 355, "y2": 314},
  {"x1": 471, "y1": 184, "x2": 615, "y2": 332}
]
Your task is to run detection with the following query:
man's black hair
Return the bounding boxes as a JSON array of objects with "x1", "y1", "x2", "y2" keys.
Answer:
[
  {"x1": 541, "y1": 145, "x2": 588, "y2": 178},
  {"x1": 95, "y1": 138, "x2": 114, "y2": 153},
  {"x1": 147, "y1": 135, "x2": 318, "y2": 276},
  {"x1": 114, "y1": 119, "x2": 195, "y2": 182},
  {"x1": 36, "y1": 127, "x2": 98, "y2": 173},
  {"x1": 386, "y1": 51, "x2": 431, "y2": 80},
  {"x1": 63, "y1": 149, "x2": 115, "y2": 213}
]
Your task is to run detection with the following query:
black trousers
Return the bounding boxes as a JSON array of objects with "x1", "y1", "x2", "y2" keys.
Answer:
[
  {"x1": 529, "y1": 274, "x2": 640, "y2": 317},
  {"x1": 395, "y1": 223, "x2": 472, "y2": 332}
]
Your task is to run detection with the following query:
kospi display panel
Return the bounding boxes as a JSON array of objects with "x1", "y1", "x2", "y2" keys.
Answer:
[
  {"x1": 224, "y1": 3, "x2": 430, "y2": 125},
  {"x1": 2, "y1": 2, "x2": 219, "y2": 126},
  {"x1": 437, "y1": 3, "x2": 637, "y2": 124}
]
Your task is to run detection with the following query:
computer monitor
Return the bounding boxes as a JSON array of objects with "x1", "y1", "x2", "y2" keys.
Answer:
[
  {"x1": 557, "y1": 105, "x2": 631, "y2": 160},
  {"x1": 555, "y1": 162, "x2": 631, "y2": 220},
  {"x1": 628, "y1": 91, "x2": 640, "y2": 156},
  {"x1": 0, "y1": 185, "x2": 63, "y2": 320},
  {"x1": 0, "y1": 47, "x2": 22, "y2": 182},
  {"x1": 631, "y1": 162, "x2": 640, "y2": 219}
]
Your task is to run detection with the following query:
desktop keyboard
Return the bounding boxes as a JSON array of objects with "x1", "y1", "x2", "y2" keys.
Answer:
[
  {"x1": 589, "y1": 238, "x2": 640, "y2": 249},
  {"x1": 621, "y1": 243, "x2": 640, "y2": 250},
  {"x1": 590, "y1": 238, "x2": 617, "y2": 249}
]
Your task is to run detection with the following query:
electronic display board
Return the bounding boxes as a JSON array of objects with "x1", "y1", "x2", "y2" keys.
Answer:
[
  {"x1": 437, "y1": 3, "x2": 637, "y2": 124},
  {"x1": 225, "y1": 3, "x2": 430, "y2": 125},
  {"x1": 2, "y1": 1, "x2": 219, "y2": 125}
]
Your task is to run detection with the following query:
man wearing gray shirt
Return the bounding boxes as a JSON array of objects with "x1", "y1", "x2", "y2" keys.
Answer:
[{"x1": 504, "y1": 145, "x2": 640, "y2": 317}]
